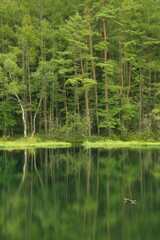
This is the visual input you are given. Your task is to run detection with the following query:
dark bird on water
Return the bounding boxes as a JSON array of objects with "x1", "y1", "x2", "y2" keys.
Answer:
[{"x1": 124, "y1": 198, "x2": 137, "y2": 204}]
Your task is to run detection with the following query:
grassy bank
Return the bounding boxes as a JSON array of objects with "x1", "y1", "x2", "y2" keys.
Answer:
[
  {"x1": 2, "y1": 136, "x2": 160, "y2": 150},
  {"x1": 82, "y1": 140, "x2": 160, "y2": 149},
  {"x1": 0, "y1": 137, "x2": 72, "y2": 149}
]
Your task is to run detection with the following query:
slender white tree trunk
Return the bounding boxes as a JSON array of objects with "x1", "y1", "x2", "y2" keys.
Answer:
[
  {"x1": 31, "y1": 98, "x2": 43, "y2": 137},
  {"x1": 15, "y1": 94, "x2": 27, "y2": 138}
]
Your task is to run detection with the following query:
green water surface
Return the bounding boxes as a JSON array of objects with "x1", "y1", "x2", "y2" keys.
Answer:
[{"x1": 0, "y1": 147, "x2": 159, "y2": 240}]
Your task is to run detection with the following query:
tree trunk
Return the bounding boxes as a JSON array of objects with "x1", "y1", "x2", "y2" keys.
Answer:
[
  {"x1": 15, "y1": 94, "x2": 27, "y2": 138},
  {"x1": 102, "y1": 0, "x2": 111, "y2": 136},
  {"x1": 75, "y1": 89, "x2": 80, "y2": 115},
  {"x1": 119, "y1": 43, "x2": 124, "y2": 102},
  {"x1": 88, "y1": 22, "x2": 100, "y2": 134},
  {"x1": 80, "y1": 50, "x2": 91, "y2": 137},
  {"x1": 31, "y1": 98, "x2": 43, "y2": 137},
  {"x1": 127, "y1": 63, "x2": 132, "y2": 99},
  {"x1": 102, "y1": 12, "x2": 109, "y2": 111},
  {"x1": 43, "y1": 97, "x2": 48, "y2": 134},
  {"x1": 27, "y1": 64, "x2": 33, "y2": 134}
]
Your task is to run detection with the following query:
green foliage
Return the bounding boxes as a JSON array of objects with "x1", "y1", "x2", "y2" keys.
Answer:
[
  {"x1": 121, "y1": 103, "x2": 138, "y2": 121},
  {"x1": 0, "y1": 101, "x2": 16, "y2": 131},
  {"x1": 0, "y1": 0, "x2": 160, "y2": 139},
  {"x1": 50, "y1": 113, "x2": 90, "y2": 141},
  {"x1": 150, "y1": 107, "x2": 160, "y2": 121}
]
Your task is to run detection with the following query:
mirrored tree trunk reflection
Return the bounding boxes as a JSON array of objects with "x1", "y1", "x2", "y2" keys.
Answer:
[{"x1": 18, "y1": 149, "x2": 28, "y2": 192}]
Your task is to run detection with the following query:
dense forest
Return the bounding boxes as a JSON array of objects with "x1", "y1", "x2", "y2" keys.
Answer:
[{"x1": 0, "y1": 0, "x2": 160, "y2": 140}]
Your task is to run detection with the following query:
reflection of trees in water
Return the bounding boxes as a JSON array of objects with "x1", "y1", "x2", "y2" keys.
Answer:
[
  {"x1": 0, "y1": 148, "x2": 160, "y2": 239},
  {"x1": 17, "y1": 149, "x2": 28, "y2": 192}
]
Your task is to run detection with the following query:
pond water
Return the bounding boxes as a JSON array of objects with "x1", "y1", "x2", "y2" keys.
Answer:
[{"x1": 0, "y1": 147, "x2": 160, "y2": 240}]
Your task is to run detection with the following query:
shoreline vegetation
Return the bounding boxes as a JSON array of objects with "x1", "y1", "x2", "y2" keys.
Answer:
[
  {"x1": 0, "y1": 137, "x2": 72, "y2": 149},
  {"x1": 82, "y1": 141, "x2": 160, "y2": 149},
  {"x1": 1, "y1": 1, "x2": 160, "y2": 141},
  {"x1": 1, "y1": 137, "x2": 160, "y2": 150}
]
